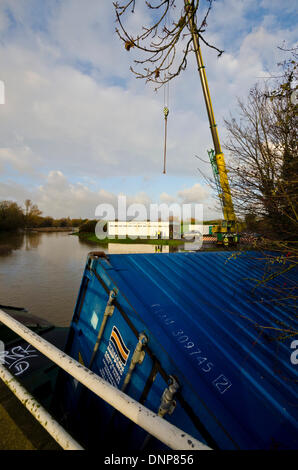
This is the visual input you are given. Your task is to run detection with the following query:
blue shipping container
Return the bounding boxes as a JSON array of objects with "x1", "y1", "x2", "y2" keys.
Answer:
[{"x1": 60, "y1": 250, "x2": 298, "y2": 450}]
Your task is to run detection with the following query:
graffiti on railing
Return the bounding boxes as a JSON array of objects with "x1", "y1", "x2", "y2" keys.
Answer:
[{"x1": 0, "y1": 344, "x2": 38, "y2": 376}]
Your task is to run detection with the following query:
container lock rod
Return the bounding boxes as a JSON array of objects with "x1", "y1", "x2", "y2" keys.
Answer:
[
  {"x1": 121, "y1": 332, "x2": 148, "y2": 392},
  {"x1": 158, "y1": 375, "x2": 180, "y2": 418},
  {"x1": 88, "y1": 289, "x2": 117, "y2": 369},
  {"x1": 140, "y1": 375, "x2": 180, "y2": 451}
]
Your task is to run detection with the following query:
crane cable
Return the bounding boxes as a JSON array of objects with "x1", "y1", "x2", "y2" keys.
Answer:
[
  {"x1": 163, "y1": 82, "x2": 169, "y2": 174},
  {"x1": 163, "y1": 8, "x2": 170, "y2": 175}
]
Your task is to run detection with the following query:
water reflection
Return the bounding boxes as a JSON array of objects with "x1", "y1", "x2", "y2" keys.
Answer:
[
  {"x1": 0, "y1": 232, "x2": 25, "y2": 256},
  {"x1": 77, "y1": 235, "x2": 108, "y2": 252},
  {"x1": 108, "y1": 243, "x2": 169, "y2": 254},
  {"x1": 25, "y1": 232, "x2": 41, "y2": 250},
  {"x1": 0, "y1": 232, "x2": 95, "y2": 326},
  {"x1": 0, "y1": 232, "x2": 183, "y2": 327},
  {"x1": 0, "y1": 231, "x2": 44, "y2": 255},
  {"x1": 77, "y1": 237, "x2": 181, "y2": 254}
]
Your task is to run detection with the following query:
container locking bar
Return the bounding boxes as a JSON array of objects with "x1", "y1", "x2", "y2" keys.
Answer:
[
  {"x1": 121, "y1": 332, "x2": 148, "y2": 392},
  {"x1": 158, "y1": 375, "x2": 179, "y2": 418},
  {"x1": 88, "y1": 289, "x2": 117, "y2": 369},
  {"x1": 140, "y1": 375, "x2": 180, "y2": 451},
  {"x1": 106, "y1": 332, "x2": 149, "y2": 433}
]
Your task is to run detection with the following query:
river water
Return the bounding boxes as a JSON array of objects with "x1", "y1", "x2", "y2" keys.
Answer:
[{"x1": 0, "y1": 232, "x2": 181, "y2": 327}]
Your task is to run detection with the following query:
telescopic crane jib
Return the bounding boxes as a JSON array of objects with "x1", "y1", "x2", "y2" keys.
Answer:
[{"x1": 186, "y1": 0, "x2": 239, "y2": 245}]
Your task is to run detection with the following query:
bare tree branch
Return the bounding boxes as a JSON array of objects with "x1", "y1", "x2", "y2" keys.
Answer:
[{"x1": 113, "y1": 0, "x2": 224, "y2": 89}]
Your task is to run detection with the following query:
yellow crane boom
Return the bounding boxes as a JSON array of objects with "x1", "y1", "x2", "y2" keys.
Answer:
[{"x1": 186, "y1": 1, "x2": 238, "y2": 243}]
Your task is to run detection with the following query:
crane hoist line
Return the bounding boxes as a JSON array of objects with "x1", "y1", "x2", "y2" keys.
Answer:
[{"x1": 186, "y1": 1, "x2": 239, "y2": 245}]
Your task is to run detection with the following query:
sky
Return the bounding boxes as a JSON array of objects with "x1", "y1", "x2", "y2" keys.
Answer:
[{"x1": 0, "y1": 0, "x2": 296, "y2": 220}]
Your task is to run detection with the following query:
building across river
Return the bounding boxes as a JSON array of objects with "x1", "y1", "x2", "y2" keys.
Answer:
[{"x1": 107, "y1": 221, "x2": 181, "y2": 239}]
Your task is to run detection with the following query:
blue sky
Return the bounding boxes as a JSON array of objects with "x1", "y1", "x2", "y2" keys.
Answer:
[{"x1": 0, "y1": 0, "x2": 297, "y2": 218}]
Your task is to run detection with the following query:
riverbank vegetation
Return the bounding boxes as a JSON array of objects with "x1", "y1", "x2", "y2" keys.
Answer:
[
  {"x1": 76, "y1": 218, "x2": 223, "y2": 246},
  {"x1": 76, "y1": 231, "x2": 184, "y2": 246},
  {"x1": 0, "y1": 199, "x2": 86, "y2": 232}
]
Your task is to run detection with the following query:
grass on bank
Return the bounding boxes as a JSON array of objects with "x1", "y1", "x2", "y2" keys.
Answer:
[
  {"x1": 74, "y1": 232, "x2": 184, "y2": 246},
  {"x1": 74, "y1": 232, "x2": 244, "y2": 252}
]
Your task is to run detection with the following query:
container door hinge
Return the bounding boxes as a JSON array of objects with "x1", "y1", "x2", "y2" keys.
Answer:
[{"x1": 158, "y1": 375, "x2": 180, "y2": 418}]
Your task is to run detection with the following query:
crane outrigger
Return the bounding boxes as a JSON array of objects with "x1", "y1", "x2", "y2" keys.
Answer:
[{"x1": 186, "y1": 1, "x2": 239, "y2": 245}]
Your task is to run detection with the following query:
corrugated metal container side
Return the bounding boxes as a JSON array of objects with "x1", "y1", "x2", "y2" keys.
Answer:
[{"x1": 61, "y1": 250, "x2": 297, "y2": 450}]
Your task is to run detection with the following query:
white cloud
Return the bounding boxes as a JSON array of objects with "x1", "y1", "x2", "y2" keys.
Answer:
[
  {"x1": 0, "y1": 9, "x2": 9, "y2": 33},
  {"x1": 178, "y1": 183, "x2": 210, "y2": 204},
  {"x1": 159, "y1": 192, "x2": 177, "y2": 204},
  {"x1": 0, "y1": 170, "x2": 217, "y2": 219},
  {"x1": 0, "y1": 169, "x2": 156, "y2": 219},
  {"x1": 0, "y1": 146, "x2": 42, "y2": 177},
  {"x1": 0, "y1": 1, "x2": 295, "y2": 218}
]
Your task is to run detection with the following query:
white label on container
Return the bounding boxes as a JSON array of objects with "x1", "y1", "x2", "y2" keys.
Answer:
[{"x1": 91, "y1": 311, "x2": 99, "y2": 330}]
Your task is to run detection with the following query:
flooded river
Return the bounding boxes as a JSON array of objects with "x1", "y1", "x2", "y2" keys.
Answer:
[{"x1": 0, "y1": 232, "x2": 181, "y2": 326}]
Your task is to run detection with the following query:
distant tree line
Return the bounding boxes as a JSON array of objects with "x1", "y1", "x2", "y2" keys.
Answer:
[{"x1": 0, "y1": 199, "x2": 87, "y2": 232}]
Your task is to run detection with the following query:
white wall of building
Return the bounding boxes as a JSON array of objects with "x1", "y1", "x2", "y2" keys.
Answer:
[{"x1": 108, "y1": 221, "x2": 181, "y2": 239}]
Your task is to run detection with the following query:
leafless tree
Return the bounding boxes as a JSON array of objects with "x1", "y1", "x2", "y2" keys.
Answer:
[
  {"x1": 113, "y1": 0, "x2": 223, "y2": 89},
  {"x1": 24, "y1": 199, "x2": 42, "y2": 227},
  {"x1": 222, "y1": 56, "x2": 298, "y2": 343},
  {"x1": 224, "y1": 59, "x2": 297, "y2": 239}
]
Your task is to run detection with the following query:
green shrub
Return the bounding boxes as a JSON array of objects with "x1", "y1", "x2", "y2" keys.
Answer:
[{"x1": 79, "y1": 219, "x2": 99, "y2": 233}]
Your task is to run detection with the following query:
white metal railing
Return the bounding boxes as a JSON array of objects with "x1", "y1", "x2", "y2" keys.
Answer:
[
  {"x1": 0, "y1": 308, "x2": 211, "y2": 451},
  {"x1": 0, "y1": 363, "x2": 83, "y2": 450}
]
